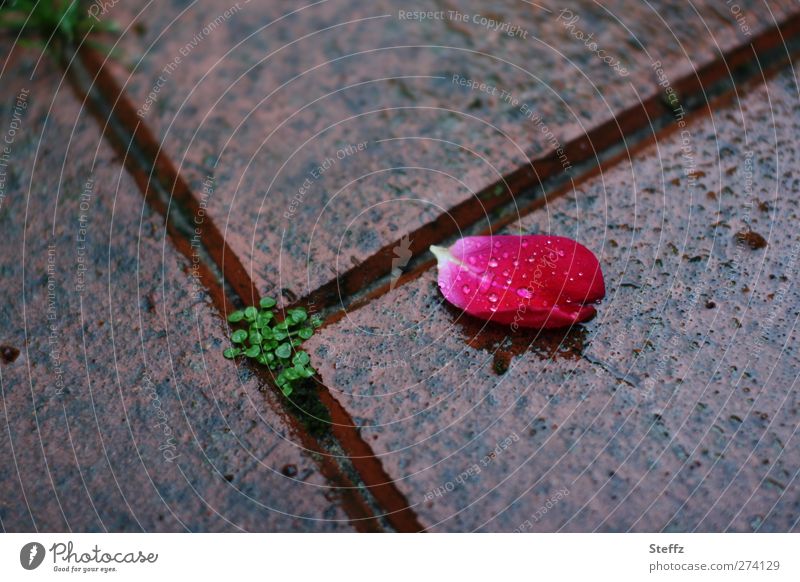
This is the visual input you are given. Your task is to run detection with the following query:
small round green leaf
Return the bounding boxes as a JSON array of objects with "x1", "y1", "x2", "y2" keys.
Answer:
[
  {"x1": 249, "y1": 331, "x2": 263, "y2": 344},
  {"x1": 259, "y1": 297, "x2": 277, "y2": 309},
  {"x1": 290, "y1": 308, "x2": 307, "y2": 322},
  {"x1": 292, "y1": 351, "x2": 310, "y2": 366},
  {"x1": 311, "y1": 316, "x2": 323, "y2": 328},
  {"x1": 275, "y1": 343, "x2": 292, "y2": 359},
  {"x1": 298, "y1": 327, "x2": 313, "y2": 340},
  {"x1": 227, "y1": 311, "x2": 245, "y2": 323},
  {"x1": 231, "y1": 330, "x2": 247, "y2": 344},
  {"x1": 223, "y1": 348, "x2": 239, "y2": 359},
  {"x1": 245, "y1": 345, "x2": 261, "y2": 358},
  {"x1": 244, "y1": 306, "x2": 258, "y2": 320}
]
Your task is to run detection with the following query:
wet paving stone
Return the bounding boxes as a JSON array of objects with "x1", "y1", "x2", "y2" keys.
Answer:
[
  {"x1": 306, "y1": 66, "x2": 800, "y2": 531},
  {"x1": 100, "y1": 0, "x2": 799, "y2": 299},
  {"x1": 0, "y1": 45, "x2": 353, "y2": 532}
]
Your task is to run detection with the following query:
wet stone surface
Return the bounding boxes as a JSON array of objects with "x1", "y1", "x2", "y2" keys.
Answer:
[
  {"x1": 101, "y1": 0, "x2": 799, "y2": 298},
  {"x1": 0, "y1": 46, "x2": 352, "y2": 532},
  {"x1": 307, "y1": 67, "x2": 800, "y2": 531}
]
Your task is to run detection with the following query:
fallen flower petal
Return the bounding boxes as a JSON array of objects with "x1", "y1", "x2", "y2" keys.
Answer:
[{"x1": 431, "y1": 235, "x2": 605, "y2": 329}]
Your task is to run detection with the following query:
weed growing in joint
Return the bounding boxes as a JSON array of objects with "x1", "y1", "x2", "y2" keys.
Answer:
[
  {"x1": 0, "y1": 0, "x2": 118, "y2": 52},
  {"x1": 224, "y1": 297, "x2": 322, "y2": 397}
]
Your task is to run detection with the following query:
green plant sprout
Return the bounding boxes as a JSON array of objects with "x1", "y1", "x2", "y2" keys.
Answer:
[
  {"x1": 0, "y1": 0, "x2": 118, "y2": 51},
  {"x1": 223, "y1": 297, "x2": 323, "y2": 397}
]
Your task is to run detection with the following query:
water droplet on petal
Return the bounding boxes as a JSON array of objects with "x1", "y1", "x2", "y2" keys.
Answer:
[
  {"x1": 488, "y1": 293, "x2": 499, "y2": 303},
  {"x1": 478, "y1": 273, "x2": 494, "y2": 292},
  {"x1": 516, "y1": 288, "x2": 532, "y2": 299},
  {"x1": 462, "y1": 285, "x2": 471, "y2": 294},
  {"x1": 488, "y1": 258, "x2": 498, "y2": 268}
]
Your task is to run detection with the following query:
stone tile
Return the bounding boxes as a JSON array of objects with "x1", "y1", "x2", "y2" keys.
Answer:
[
  {"x1": 306, "y1": 67, "x2": 800, "y2": 531},
  {"x1": 99, "y1": 0, "x2": 799, "y2": 298},
  {"x1": 0, "y1": 45, "x2": 353, "y2": 532}
]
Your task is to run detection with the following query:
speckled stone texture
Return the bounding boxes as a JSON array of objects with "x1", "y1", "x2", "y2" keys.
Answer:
[
  {"x1": 99, "y1": 0, "x2": 799, "y2": 297},
  {"x1": 0, "y1": 45, "x2": 353, "y2": 532},
  {"x1": 307, "y1": 67, "x2": 800, "y2": 532}
]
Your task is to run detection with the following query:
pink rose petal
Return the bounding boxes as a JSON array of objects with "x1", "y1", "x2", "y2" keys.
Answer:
[{"x1": 431, "y1": 235, "x2": 605, "y2": 329}]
